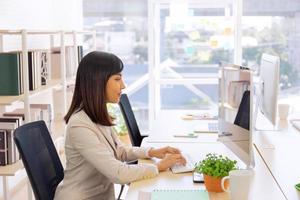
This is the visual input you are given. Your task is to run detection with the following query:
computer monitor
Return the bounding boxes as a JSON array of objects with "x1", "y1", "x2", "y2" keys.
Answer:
[
  {"x1": 257, "y1": 53, "x2": 280, "y2": 126},
  {"x1": 218, "y1": 64, "x2": 255, "y2": 168}
]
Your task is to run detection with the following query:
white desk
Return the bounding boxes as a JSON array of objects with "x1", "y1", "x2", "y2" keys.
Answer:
[
  {"x1": 126, "y1": 142, "x2": 286, "y2": 200},
  {"x1": 147, "y1": 110, "x2": 218, "y2": 143},
  {"x1": 125, "y1": 110, "x2": 291, "y2": 200},
  {"x1": 254, "y1": 119, "x2": 300, "y2": 200}
]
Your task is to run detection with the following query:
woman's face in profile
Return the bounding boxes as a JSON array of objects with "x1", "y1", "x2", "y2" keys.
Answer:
[{"x1": 105, "y1": 73, "x2": 126, "y2": 103}]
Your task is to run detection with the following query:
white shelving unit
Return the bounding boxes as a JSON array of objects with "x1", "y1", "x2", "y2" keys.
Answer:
[{"x1": 0, "y1": 29, "x2": 96, "y2": 200}]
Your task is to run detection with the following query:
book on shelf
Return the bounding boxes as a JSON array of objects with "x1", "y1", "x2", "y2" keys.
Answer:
[
  {"x1": 51, "y1": 45, "x2": 83, "y2": 79},
  {"x1": 3, "y1": 103, "x2": 52, "y2": 129},
  {"x1": 0, "y1": 117, "x2": 23, "y2": 128},
  {"x1": 28, "y1": 51, "x2": 35, "y2": 91},
  {"x1": 6, "y1": 129, "x2": 16, "y2": 164},
  {"x1": 0, "y1": 122, "x2": 19, "y2": 165},
  {"x1": 0, "y1": 121, "x2": 18, "y2": 130},
  {"x1": 40, "y1": 51, "x2": 49, "y2": 85},
  {"x1": 0, "y1": 120, "x2": 21, "y2": 165},
  {"x1": 3, "y1": 109, "x2": 25, "y2": 120},
  {"x1": 3, "y1": 108, "x2": 41, "y2": 121},
  {"x1": 28, "y1": 51, "x2": 50, "y2": 90},
  {"x1": 0, "y1": 117, "x2": 22, "y2": 162},
  {"x1": 51, "y1": 48, "x2": 60, "y2": 79},
  {"x1": 0, "y1": 130, "x2": 8, "y2": 166},
  {"x1": 0, "y1": 51, "x2": 50, "y2": 96},
  {"x1": 0, "y1": 53, "x2": 22, "y2": 95}
]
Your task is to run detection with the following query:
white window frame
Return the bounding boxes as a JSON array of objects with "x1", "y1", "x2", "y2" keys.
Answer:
[{"x1": 147, "y1": 0, "x2": 243, "y2": 127}]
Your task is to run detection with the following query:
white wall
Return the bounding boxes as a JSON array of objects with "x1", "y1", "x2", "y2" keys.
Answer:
[
  {"x1": 0, "y1": 0, "x2": 83, "y2": 30},
  {"x1": 0, "y1": 0, "x2": 83, "y2": 197},
  {"x1": 0, "y1": 0, "x2": 83, "y2": 51}
]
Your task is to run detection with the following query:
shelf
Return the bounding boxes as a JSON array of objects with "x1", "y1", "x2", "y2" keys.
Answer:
[
  {"x1": 0, "y1": 116, "x2": 65, "y2": 176},
  {"x1": 0, "y1": 160, "x2": 23, "y2": 176},
  {"x1": 0, "y1": 79, "x2": 61, "y2": 105}
]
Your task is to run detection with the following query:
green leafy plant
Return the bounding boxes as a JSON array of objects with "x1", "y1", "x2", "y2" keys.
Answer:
[
  {"x1": 107, "y1": 103, "x2": 128, "y2": 136},
  {"x1": 195, "y1": 153, "x2": 237, "y2": 177}
]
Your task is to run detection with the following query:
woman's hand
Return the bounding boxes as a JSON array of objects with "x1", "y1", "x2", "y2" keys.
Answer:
[
  {"x1": 148, "y1": 146, "x2": 181, "y2": 159},
  {"x1": 156, "y1": 154, "x2": 186, "y2": 171}
]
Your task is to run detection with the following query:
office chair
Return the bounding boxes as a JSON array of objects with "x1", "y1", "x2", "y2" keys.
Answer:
[
  {"x1": 118, "y1": 94, "x2": 148, "y2": 200},
  {"x1": 119, "y1": 93, "x2": 148, "y2": 147},
  {"x1": 14, "y1": 120, "x2": 64, "y2": 200}
]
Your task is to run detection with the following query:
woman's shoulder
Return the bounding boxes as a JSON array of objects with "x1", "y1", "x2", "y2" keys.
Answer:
[
  {"x1": 67, "y1": 110, "x2": 112, "y2": 130},
  {"x1": 67, "y1": 110, "x2": 94, "y2": 128}
]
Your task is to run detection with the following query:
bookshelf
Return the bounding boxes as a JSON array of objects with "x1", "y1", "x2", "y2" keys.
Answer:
[
  {"x1": 0, "y1": 29, "x2": 96, "y2": 200},
  {"x1": 0, "y1": 79, "x2": 61, "y2": 105}
]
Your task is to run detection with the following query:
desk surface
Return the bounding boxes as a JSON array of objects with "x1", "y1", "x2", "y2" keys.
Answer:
[
  {"x1": 148, "y1": 110, "x2": 218, "y2": 143},
  {"x1": 126, "y1": 142, "x2": 286, "y2": 200},
  {"x1": 126, "y1": 110, "x2": 300, "y2": 200},
  {"x1": 254, "y1": 119, "x2": 300, "y2": 200}
]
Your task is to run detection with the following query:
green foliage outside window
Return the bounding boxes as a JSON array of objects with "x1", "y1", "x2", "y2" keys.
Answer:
[{"x1": 107, "y1": 103, "x2": 128, "y2": 136}]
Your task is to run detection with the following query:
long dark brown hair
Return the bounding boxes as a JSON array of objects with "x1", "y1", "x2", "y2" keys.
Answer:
[{"x1": 64, "y1": 51, "x2": 124, "y2": 125}]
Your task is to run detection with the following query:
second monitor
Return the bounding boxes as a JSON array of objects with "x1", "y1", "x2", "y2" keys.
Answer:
[
  {"x1": 218, "y1": 64, "x2": 255, "y2": 168},
  {"x1": 256, "y1": 53, "x2": 280, "y2": 127}
]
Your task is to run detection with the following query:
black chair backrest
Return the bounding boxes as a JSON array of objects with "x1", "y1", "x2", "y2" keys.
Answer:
[
  {"x1": 14, "y1": 120, "x2": 64, "y2": 200},
  {"x1": 234, "y1": 90, "x2": 250, "y2": 130},
  {"x1": 119, "y1": 94, "x2": 144, "y2": 146}
]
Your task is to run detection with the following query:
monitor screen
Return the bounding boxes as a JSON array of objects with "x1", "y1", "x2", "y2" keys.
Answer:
[{"x1": 218, "y1": 64, "x2": 254, "y2": 168}]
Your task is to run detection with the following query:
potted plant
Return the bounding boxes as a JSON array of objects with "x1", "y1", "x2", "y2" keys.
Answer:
[{"x1": 195, "y1": 153, "x2": 237, "y2": 192}]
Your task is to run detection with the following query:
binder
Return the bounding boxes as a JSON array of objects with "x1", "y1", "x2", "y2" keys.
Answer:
[
  {"x1": 151, "y1": 189, "x2": 209, "y2": 200},
  {"x1": 0, "y1": 53, "x2": 21, "y2": 95}
]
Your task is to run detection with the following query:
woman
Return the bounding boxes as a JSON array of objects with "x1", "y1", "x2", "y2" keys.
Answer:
[{"x1": 54, "y1": 51, "x2": 186, "y2": 200}]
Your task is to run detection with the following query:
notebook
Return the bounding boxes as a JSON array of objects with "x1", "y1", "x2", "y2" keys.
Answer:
[{"x1": 151, "y1": 189, "x2": 209, "y2": 200}]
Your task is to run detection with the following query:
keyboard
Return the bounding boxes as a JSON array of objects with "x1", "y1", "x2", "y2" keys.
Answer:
[
  {"x1": 208, "y1": 122, "x2": 218, "y2": 132},
  {"x1": 170, "y1": 154, "x2": 195, "y2": 174},
  {"x1": 194, "y1": 121, "x2": 218, "y2": 133}
]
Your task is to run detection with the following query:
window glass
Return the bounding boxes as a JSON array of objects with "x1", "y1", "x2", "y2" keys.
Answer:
[{"x1": 242, "y1": 1, "x2": 300, "y2": 99}]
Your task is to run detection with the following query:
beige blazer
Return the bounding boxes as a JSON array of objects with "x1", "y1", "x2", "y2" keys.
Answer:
[{"x1": 54, "y1": 110, "x2": 158, "y2": 200}]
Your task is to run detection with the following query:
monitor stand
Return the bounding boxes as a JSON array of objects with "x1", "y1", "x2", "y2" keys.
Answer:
[{"x1": 253, "y1": 96, "x2": 282, "y2": 132}]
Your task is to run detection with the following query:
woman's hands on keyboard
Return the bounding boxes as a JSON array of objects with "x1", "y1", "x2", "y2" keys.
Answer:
[
  {"x1": 156, "y1": 154, "x2": 186, "y2": 172},
  {"x1": 148, "y1": 146, "x2": 181, "y2": 159},
  {"x1": 148, "y1": 146, "x2": 186, "y2": 171}
]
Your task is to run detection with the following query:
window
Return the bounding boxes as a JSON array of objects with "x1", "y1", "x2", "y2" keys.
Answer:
[
  {"x1": 83, "y1": 0, "x2": 149, "y2": 131},
  {"x1": 242, "y1": 0, "x2": 300, "y2": 98},
  {"x1": 83, "y1": 0, "x2": 300, "y2": 131}
]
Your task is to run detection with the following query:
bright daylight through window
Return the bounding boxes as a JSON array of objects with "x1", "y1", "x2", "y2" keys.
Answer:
[{"x1": 83, "y1": 0, "x2": 300, "y2": 132}]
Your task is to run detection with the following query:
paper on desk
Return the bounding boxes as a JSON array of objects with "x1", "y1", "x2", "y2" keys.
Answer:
[{"x1": 181, "y1": 114, "x2": 217, "y2": 120}]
